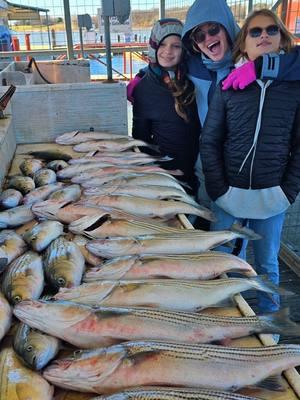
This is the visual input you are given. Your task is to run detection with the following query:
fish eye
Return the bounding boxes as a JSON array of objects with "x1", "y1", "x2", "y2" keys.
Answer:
[
  {"x1": 57, "y1": 277, "x2": 66, "y2": 286},
  {"x1": 26, "y1": 345, "x2": 33, "y2": 352},
  {"x1": 73, "y1": 349, "x2": 82, "y2": 357},
  {"x1": 13, "y1": 295, "x2": 22, "y2": 304}
]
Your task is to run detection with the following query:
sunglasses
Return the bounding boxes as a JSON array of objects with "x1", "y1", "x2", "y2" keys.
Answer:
[
  {"x1": 248, "y1": 24, "x2": 280, "y2": 38},
  {"x1": 192, "y1": 23, "x2": 221, "y2": 43}
]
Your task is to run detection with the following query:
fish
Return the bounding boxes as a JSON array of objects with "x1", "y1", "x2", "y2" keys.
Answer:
[
  {"x1": 8, "y1": 175, "x2": 35, "y2": 194},
  {"x1": 69, "y1": 215, "x2": 188, "y2": 239},
  {"x1": 32, "y1": 201, "x2": 172, "y2": 225},
  {"x1": 82, "y1": 173, "x2": 188, "y2": 191},
  {"x1": 84, "y1": 185, "x2": 199, "y2": 208},
  {"x1": 27, "y1": 149, "x2": 73, "y2": 161},
  {"x1": 92, "y1": 387, "x2": 261, "y2": 400},
  {"x1": 13, "y1": 300, "x2": 300, "y2": 349},
  {"x1": 23, "y1": 182, "x2": 64, "y2": 205},
  {"x1": 33, "y1": 168, "x2": 57, "y2": 187},
  {"x1": 54, "y1": 276, "x2": 286, "y2": 311},
  {"x1": 81, "y1": 195, "x2": 215, "y2": 221},
  {"x1": 83, "y1": 252, "x2": 255, "y2": 281},
  {"x1": 13, "y1": 322, "x2": 60, "y2": 370},
  {"x1": 68, "y1": 153, "x2": 172, "y2": 165},
  {"x1": 72, "y1": 166, "x2": 183, "y2": 184},
  {"x1": 19, "y1": 158, "x2": 44, "y2": 177},
  {"x1": 42, "y1": 340, "x2": 300, "y2": 393},
  {"x1": 23, "y1": 220, "x2": 64, "y2": 252},
  {"x1": 2, "y1": 251, "x2": 44, "y2": 305},
  {"x1": 0, "y1": 347, "x2": 54, "y2": 399},
  {"x1": 0, "y1": 291, "x2": 12, "y2": 341},
  {"x1": 0, "y1": 230, "x2": 27, "y2": 272},
  {"x1": 0, "y1": 205, "x2": 34, "y2": 228},
  {"x1": 86, "y1": 225, "x2": 261, "y2": 258},
  {"x1": 56, "y1": 130, "x2": 127, "y2": 144},
  {"x1": 0, "y1": 189, "x2": 23, "y2": 209},
  {"x1": 72, "y1": 235, "x2": 103, "y2": 266},
  {"x1": 73, "y1": 138, "x2": 159, "y2": 153},
  {"x1": 47, "y1": 159, "x2": 69, "y2": 171},
  {"x1": 57, "y1": 162, "x2": 116, "y2": 180},
  {"x1": 43, "y1": 237, "x2": 85, "y2": 290},
  {"x1": 48, "y1": 184, "x2": 81, "y2": 202}
]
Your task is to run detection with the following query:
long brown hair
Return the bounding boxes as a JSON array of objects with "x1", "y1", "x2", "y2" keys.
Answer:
[{"x1": 233, "y1": 9, "x2": 295, "y2": 63}]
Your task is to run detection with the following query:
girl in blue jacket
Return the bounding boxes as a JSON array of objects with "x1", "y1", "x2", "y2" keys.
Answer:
[{"x1": 200, "y1": 9, "x2": 300, "y2": 314}]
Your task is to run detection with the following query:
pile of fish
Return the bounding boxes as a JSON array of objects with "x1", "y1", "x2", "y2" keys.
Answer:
[{"x1": 0, "y1": 129, "x2": 299, "y2": 400}]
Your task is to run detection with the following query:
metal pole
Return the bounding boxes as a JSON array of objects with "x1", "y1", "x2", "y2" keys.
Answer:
[
  {"x1": 63, "y1": 0, "x2": 74, "y2": 59},
  {"x1": 159, "y1": 0, "x2": 165, "y2": 19},
  {"x1": 45, "y1": 12, "x2": 51, "y2": 50},
  {"x1": 79, "y1": 26, "x2": 84, "y2": 58},
  {"x1": 248, "y1": 0, "x2": 253, "y2": 14},
  {"x1": 103, "y1": 15, "x2": 113, "y2": 81}
]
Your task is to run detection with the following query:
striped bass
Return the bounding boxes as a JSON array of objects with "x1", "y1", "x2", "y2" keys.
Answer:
[
  {"x1": 54, "y1": 276, "x2": 284, "y2": 311},
  {"x1": 69, "y1": 215, "x2": 190, "y2": 239},
  {"x1": 73, "y1": 138, "x2": 159, "y2": 153},
  {"x1": 86, "y1": 225, "x2": 260, "y2": 258},
  {"x1": 57, "y1": 162, "x2": 115, "y2": 180},
  {"x1": 0, "y1": 347, "x2": 54, "y2": 399},
  {"x1": 47, "y1": 159, "x2": 69, "y2": 171},
  {"x1": 42, "y1": 340, "x2": 300, "y2": 393},
  {"x1": 43, "y1": 237, "x2": 85, "y2": 290},
  {"x1": 19, "y1": 158, "x2": 44, "y2": 177},
  {"x1": 81, "y1": 195, "x2": 215, "y2": 220},
  {"x1": 0, "y1": 230, "x2": 27, "y2": 271},
  {"x1": 0, "y1": 204, "x2": 34, "y2": 228},
  {"x1": 2, "y1": 251, "x2": 44, "y2": 305},
  {"x1": 56, "y1": 130, "x2": 127, "y2": 144},
  {"x1": 92, "y1": 387, "x2": 262, "y2": 400},
  {"x1": 84, "y1": 185, "x2": 199, "y2": 207},
  {"x1": 8, "y1": 175, "x2": 35, "y2": 194},
  {"x1": 13, "y1": 322, "x2": 60, "y2": 370},
  {"x1": 72, "y1": 166, "x2": 182, "y2": 184},
  {"x1": 48, "y1": 184, "x2": 81, "y2": 202},
  {"x1": 32, "y1": 201, "x2": 173, "y2": 225},
  {"x1": 14, "y1": 300, "x2": 300, "y2": 348},
  {"x1": 22, "y1": 182, "x2": 64, "y2": 205},
  {"x1": 0, "y1": 188, "x2": 23, "y2": 209},
  {"x1": 83, "y1": 252, "x2": 255, "y2": 281},
  {"x1": 23, "y1": 220, "x2": 64, "y2": 252},
  {"x1": 33, "y1": 168, "x2": 57, "y2": 186},
  {"x1": 0, "y1": 291, "x2": 12, "y2": 341},
  {"x1": 81, "y1": 173, "x2": 187, "y2": 191},
  {"x1": 72, "y1": 235, "x2": 103, "y2": 266}
]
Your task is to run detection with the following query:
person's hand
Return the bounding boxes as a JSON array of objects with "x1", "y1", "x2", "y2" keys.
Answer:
[
  {"x1": 222, "y1": 61, "x2": 256, "y2": 90},
  {"x1": 127, "y1": 75, "x2": 142, "y2": 103}
]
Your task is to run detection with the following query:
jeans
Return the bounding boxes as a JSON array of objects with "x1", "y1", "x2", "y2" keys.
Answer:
[{"x1": 210, "y1": 202, "x2": 285, "y2": 313}]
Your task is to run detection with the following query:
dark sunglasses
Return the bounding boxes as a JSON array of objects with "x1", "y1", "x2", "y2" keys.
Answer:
[
  {"x1": 248, "y1": 24, "x2": 280, "y2": 38},
  {"x1": 192, "y1": 23, "x2": 221, "y2": 43}
]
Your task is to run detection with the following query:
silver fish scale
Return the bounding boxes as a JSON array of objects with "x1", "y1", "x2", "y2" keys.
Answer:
[
  {"x1": 122, "y1": 341, "x2": 300, "y2": 362},
  {"x1": 98, "y1": 388, "x2": 259, "y2": 400},
  {"x1": 116, "y1": 278, "x2": 249, "y2": 289},
  {"x1": 45, "y1": 237, "x2": 73, "y2": 261}
]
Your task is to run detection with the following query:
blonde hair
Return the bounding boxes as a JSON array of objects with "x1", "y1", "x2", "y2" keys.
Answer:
[{"x1": 233, "y1": 8, "x2": 295, "y2": 62}]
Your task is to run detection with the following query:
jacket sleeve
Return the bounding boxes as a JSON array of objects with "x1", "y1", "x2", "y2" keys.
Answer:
[
  {"x1": 259, "y1": 46, "x2": 300, "y2": 80},
  {"x1": 200, "y1": 86, "x2": 229, "y2": 201},
  {"x1": 281, "y1": 104, "x2": 300, "y2": 204},
  {"x1": 132, "y1": 104, "x2": 153, "y2": 144}
]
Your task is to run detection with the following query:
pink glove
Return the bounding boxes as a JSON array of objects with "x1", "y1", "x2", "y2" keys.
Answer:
[
  {"x1": 127, "y1": 75, "x2": 142, "y2": 103},
  {"x1": 222, "y1": 60, "x2": 257, "y2": 90}
]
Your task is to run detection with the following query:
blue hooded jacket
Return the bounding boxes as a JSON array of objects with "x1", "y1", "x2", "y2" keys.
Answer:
[{"x1": 182, "y1": 0, "x2": 240, "y2": 125}]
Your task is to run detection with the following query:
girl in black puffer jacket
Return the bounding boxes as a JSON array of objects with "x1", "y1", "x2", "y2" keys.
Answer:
[
  {"x1": 200, "y1": 9, "x2": 300, "y2": 314},
  {"x1": 130, "y1": 18, "x2": 201, "y2": 196}
]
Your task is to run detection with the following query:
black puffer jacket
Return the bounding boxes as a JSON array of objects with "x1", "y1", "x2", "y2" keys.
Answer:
[
  {"x1": 200, "y1": 80, "x2": 300, "y2": 204},
  {"x1": 132, "y1": 66, "x2": 201, "y2": 195}
]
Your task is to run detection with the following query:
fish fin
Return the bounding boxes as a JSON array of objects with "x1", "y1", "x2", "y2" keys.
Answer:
[
  {"x1": 249, "y1": 275, "x2": 294, "y2": 296},
  {"x1": 259, "y1": 307, "x2": 300, "y2": 335},
  {"x1": 231, "y1": 222, "x2": 262, "y2": 240},
  {"x1": 254, "y1": 375, "x2": 286, "y2": 391}
]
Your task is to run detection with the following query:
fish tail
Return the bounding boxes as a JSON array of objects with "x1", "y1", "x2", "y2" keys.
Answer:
[
  {"x1": 259, "y1": 307, "x2": 300, "y2": 335},
  {"x1": 249, "y1": 275, "x2": 294, "y2": 296},
  {"x1": 231, "y1": 222, "x2": 262, "y2": 240}
]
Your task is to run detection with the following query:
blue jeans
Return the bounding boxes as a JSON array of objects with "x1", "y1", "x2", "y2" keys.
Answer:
[{"x1": 210, "y1": 203, "x2": 285, "y2": 313}]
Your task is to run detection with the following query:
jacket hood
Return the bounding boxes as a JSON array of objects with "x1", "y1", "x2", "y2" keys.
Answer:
[{"x1": 182, "y1": 0, "x2": 240, "y2": 46}]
